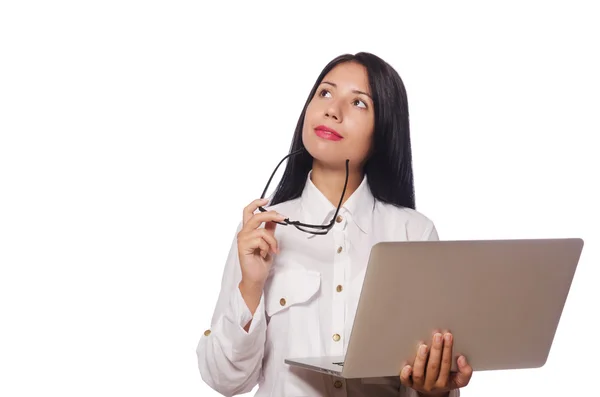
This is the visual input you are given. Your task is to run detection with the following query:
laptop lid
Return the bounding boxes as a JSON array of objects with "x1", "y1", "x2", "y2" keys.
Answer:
[{"x1": 339, "y1": 238, "x2": 584, "y2": 379}]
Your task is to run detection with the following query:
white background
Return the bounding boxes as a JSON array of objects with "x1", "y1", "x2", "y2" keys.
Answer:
[{"x1": 1, "y1": 1, "x2": 598, "y2": 396}]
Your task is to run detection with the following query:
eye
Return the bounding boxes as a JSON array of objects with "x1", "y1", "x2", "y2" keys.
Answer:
[
  {"x1": 353, "y1": 99, "x2": 367, "y2": 109},
  {"x1": 319, "y1": 89, "x2": 332, "y2": 98}
]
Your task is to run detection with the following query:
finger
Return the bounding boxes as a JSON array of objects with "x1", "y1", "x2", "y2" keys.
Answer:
[
  {"x1": 243, "y1": 210, "x2": 286, "y2": 231},
  {"x1": 242, "y1": 198, "x2": 270, "y2": 225},
  {"x1": 431, "y1": 328, "x2": 442, "y2": 338},
  {"x1": 424, "y1": 333, "x2": 444, "y2": 390},
  {"x1": 241, "y1": 228, "x2": 279, "y2": 256},
  {"x1": 436, "y1": 333, "x2": 454, "y2": 388},
  {"x1": 399, "y1": 365, "x2": 413, "y2": 387},
  {"x1": 265, "y1": 220, "x2": 277, "y2": 235},
  {"x1": 255, "y1": 228, "x2": 279, "y2": 254},
  {"x1": 411, "y1": 343, "x2": 428, "y2": 388},
  {"x1": 243, "y1": 237, "x2": 271, "y2": 258},
  {"x1": 450, "y1": 355, "x2": 473, "y2": 389}
]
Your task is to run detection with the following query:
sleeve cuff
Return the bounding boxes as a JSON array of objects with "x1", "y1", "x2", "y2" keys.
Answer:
[
  {"x1": 232, "y1": 285, "x2": 265, "y2": 334},
  {"x1": 212, "y1": 286, "x2": 266, "y2": 359}
]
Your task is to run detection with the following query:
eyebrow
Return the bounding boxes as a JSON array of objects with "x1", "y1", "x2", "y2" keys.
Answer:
[{"x1": 322, "y1": 81, "x2": 372, "y2": 99}]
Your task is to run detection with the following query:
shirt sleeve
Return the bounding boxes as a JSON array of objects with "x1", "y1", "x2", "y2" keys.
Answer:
[
  {"x1": 421, "y1": 220, "x2": 440, "y2": 241},
  {"x1": 196, "y1": 222, "x2": 267, "y2": 396}
]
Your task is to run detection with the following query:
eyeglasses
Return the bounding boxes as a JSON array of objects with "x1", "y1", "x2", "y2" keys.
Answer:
[{"x1": 258, "y1": 149, "x2": 349, "y2": 235}]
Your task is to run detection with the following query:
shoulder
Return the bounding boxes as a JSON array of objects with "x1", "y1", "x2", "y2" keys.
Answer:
[{"x1": 374, "y1": 201, "x2": 439, "y2": 241}]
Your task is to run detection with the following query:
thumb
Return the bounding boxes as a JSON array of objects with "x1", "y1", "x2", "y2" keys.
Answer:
[{"x1": 450, "y1": 355, "x2": 473, "y2": 389}]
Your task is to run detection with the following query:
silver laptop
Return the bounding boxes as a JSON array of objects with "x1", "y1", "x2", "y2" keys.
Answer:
[{"x1": 285, "y1": 238, "x2": 584, "y2": 379}]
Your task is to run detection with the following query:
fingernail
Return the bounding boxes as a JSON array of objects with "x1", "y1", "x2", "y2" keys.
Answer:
[
  {"x1": 403, "y1": 365, "x2": 411, "y2": 376},
  {"x1": 420, "y1": 344, "x2": 428, "y2": 357},
  {"x1": 445, "y1": 333, "x2": 452, "y2": 343},
  {"x1": 434, "y1": 333, "x2": 442, "y2": 344},
  {"x1": 458, "y1": 355, "x2": 466, "y2": 367}
]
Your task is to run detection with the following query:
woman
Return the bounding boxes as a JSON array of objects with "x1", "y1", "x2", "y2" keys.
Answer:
[{"x1": 197, "y1": 52, "x2": 473, "y2": 397}]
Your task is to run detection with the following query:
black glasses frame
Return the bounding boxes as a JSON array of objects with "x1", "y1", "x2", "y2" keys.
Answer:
[{"x1": 258, "y1": 149, "x2": 349, "y2": 235}]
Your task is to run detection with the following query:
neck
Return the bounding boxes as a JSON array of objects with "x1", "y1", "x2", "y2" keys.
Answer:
[{"x1": 310, "y1": 160, "x2": 364, "y2": 207}]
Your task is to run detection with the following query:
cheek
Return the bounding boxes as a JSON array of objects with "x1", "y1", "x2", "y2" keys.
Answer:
[
  {"x1": 351, "y1": 137, "x2": 373, "y2": 164},
  {"x1": 301, "y1": 107, "x2": 314, "y2": 137},
  {"x1": 301, "y1": 120, "x2": 312, "y2": 146},
  {"x1": 301, "y1": 107, "x2": 323, "y2": 146},
  {"x1": 348, "y1": 119, "x2": 374, "y2": 152}
]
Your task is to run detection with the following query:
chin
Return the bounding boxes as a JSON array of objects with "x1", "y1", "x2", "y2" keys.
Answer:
[
  {"x1": 306, "y1": 145, "x2": 350, "y2": 169},
  {"x1": 302, "y1": 129, "x2": 354, "y2": 168}
]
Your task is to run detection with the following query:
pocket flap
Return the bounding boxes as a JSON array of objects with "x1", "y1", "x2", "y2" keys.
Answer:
[{"x1": 264, "y1": 268, "x2": 321, "y2": 317}]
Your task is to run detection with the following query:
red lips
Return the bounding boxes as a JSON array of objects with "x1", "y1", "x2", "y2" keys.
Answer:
[{"x1": 314, "y1": 125, "x2": 343, "y2": 141}]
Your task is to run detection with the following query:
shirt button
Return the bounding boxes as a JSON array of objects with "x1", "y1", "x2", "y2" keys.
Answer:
[
  {"x1": 333, "y1": 333, "x2": 341, "y2": 342},
  {"x1": 336, "y1": 285, "x2": 343, "y2": 292},
  {"x1": 337, "y1": 246, "x2": 343, "y2": 254},
  {"x1": 334, "y1": 380, "x2": 343, "y2": 388},
  {"x1": 204, "y1": 329, "x2": 211, "y2": 336},
  {"x1": 336, "y1": 215, "x2": 343, "y2": 223},
  {"x1": 280, "y1": 298, "x2": 286, "y2": 306}
]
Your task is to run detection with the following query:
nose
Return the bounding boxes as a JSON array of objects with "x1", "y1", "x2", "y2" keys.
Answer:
[{"x1": 325, "y1": 101, "x2": 342, "y2": 122}]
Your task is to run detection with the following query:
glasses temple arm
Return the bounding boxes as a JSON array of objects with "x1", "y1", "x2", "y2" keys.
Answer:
[{"x1": 260, "y1": 148, "x2": 305, "y2": 199}]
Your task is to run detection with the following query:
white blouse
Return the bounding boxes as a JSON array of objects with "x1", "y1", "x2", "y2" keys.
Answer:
[{"x1": 197, "y1": 173, "x2": 460, "y2": 397}]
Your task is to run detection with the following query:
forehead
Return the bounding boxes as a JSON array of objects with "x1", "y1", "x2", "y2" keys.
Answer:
[{"x1": 321, "y1": 62, "x2": 370, "y2": 94}]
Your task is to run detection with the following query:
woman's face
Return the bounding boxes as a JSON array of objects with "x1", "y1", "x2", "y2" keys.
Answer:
[{"x1": 302, "y1": 61, "x2": 375, "y2": 170}]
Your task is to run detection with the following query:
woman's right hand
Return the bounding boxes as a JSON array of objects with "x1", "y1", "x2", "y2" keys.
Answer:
[{"x1": 237, "y1": 198, "x2": 285, "y2": 312}]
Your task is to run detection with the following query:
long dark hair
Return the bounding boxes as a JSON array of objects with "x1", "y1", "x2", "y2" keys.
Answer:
[{"x1": 270, "y1": 52, "x2": 416, "y2": 210}]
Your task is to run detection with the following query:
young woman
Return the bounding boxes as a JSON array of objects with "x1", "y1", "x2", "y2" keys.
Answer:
[{"x1": 197, "y1": 52, "x2": 473, "y2": 397}]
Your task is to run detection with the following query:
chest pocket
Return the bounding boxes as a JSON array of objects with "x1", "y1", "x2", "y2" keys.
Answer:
[
  {"x1": 263, "y1": 266, "x2": 324, "y2": 393},
  {"x1": 264, "y1": 267, "x2": 321, "y2": 318}
]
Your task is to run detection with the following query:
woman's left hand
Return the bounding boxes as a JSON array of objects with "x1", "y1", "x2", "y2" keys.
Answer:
[{"x1": 399, "y1": 331, "x2": 473, "y2": 397}]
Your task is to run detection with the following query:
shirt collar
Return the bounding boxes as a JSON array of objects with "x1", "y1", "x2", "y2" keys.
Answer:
[{"x1": 299, "y1": 170, "x2": 375, "y2": 237}]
